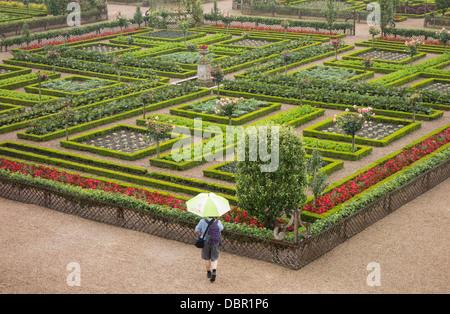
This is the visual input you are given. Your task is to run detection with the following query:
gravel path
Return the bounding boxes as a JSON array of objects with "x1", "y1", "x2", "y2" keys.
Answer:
[{"x1": 0, "y1": 1, "x2": 449, "y2": 294}]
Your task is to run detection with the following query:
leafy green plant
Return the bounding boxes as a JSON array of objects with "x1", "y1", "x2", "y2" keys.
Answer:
[{"x1": 236, "y1": 124, "x2": 308, "y2": 229}]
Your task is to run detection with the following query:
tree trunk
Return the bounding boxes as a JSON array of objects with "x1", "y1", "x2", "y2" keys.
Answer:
[
  {"x1": 352, "y1": 134, "x2": 356, "y2": 154},
  {"x1": 156, "y1": 140, "x2": 160, "y2": 158}
]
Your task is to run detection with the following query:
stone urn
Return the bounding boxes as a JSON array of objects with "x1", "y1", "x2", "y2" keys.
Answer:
[{"x1": 197, "y1": 48, "x2": 215, "y2": 87}]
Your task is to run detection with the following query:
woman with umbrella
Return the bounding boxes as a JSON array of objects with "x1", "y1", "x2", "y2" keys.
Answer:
[{"x1": 187, "y1": 193, "x2": 229, "y2": 283}]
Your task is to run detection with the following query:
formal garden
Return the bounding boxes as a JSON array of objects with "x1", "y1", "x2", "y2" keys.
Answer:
[{"x1": 0, "y1": 0, "x2": 449, "y2": 270}]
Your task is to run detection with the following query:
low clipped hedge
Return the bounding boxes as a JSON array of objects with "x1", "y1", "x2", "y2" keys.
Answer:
[
  {"x1": 203, "y1": 155, "x2": 344, "y2": 183},
  {"x1": 342, "y1": 47, "x2": 427, "y2": 65},
  {"x1": 0, "y1": 141, "x2": 238, "y2": 204},
  {"x1": 16, "y1": 87, "x2": 211, "y2": 142},
  {"x1": 24, "y1": 75, "x2": 120, "y2": 98},
  {"x1": 0, "y1": 72, "x2": 60, "y2": 90},
  {"x1": 169, "y1": 97, "x2": 282, "y2": 126},
  {"x1": 303, "y1": 124, "x2": 450, "y2": 223},
  {"x1": 60, "y1": 124, "x2": 184, "y2": 161},
  {"x1": 214, "y1": 88, "x2": 444, "y2": 121},
  {"x1": 303, "y1": 116, "x2": 422, "y2": 147}
]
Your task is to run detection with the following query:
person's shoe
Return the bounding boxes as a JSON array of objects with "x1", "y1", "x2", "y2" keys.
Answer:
[
  {"x1": 210, "y1": 269, "x2": 216, "y2": 282},
  {"x1": 207, "y1": 270, "x2": 211, "y2": 279}
]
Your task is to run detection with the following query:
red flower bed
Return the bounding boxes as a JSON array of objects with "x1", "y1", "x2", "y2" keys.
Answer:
[
  {"x1": 303, "y1": 127, "x2": 450, "y2": 215},
  {"x1": 0, "y1": 158, "x2": 265, "y2": 228},
  {"x1": 211, "y1": 24, "x2": 337, "y2": 36},
  {"x1": 0, "y1": 158, "x2": 185, "y2": 210},
  {"x1": 223, "y1": 207, "x2": 264, "y2": 228},
  {"x1": 21, "y1": 28, "x2": 144, "y2": 51}
]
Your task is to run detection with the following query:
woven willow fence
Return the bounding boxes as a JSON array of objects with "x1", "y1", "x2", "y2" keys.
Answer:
[{"x1": 0, "y1": 158, "x2": 449, "y2": 269}]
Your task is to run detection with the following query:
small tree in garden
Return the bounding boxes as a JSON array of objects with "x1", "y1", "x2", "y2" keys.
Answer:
[
  {"x1": 236, "y1": 124, "x2": 308, "y2": 229},
  {"x1": 307, "y1": 148, "x2": 328, "y2": 209},
  {"x1": 62, "y1": 100, "x2": 73, "y2": 141},
  {"x1": 361, "y1": 56, "x2": 374, "y2": 81},
  {"x1": 211, "y1": 0, "x2": 220, "y2": 25},
  {"x1": 281, "y1": 20, "x2": 290, "y2": 40},
  {"x1": 407, "y1": 90, "x2": 422, "y2": 122},
  {"x1": 127, "y1": 37, "x2": 134, "y2": 56},
  {"x1": 333, "y1": 105, "x2": 375, "y2": 153},
  {"x1": 435, "y1": 0, "x2": 450, "y2": 17},
  {"x1": 133, "y1": 6, "x2": 144, "y2": 29},
  {"x1": 404, "y1": 39, "x2": 422, "y2": 66},
  {"x1": 379, "y1": 0, "x2": 394, "y2": 36},
  {"x1": 21, "y1": 23, "x2": 31, "y2": 47},
  {"x1": 114, "y1": 11, "x2": 129, "y2": 31},
  {"x1": 177, "y1": 17, "x2": 193, "y2": 45},
  {"x1": 213, "y1": 97, "x2": 239, "y2": 128},
  {"x1": 140, "y1": 116, "x2": 175, "y2": 158},
  {"x1": 220, "y1": 10, "x2": 234, "y2": 35},
  {"x1": 281, "y1": 49, "x2": 292, "y2": 75},
  {"x1": 368, "y1": 26, "x2": 380, "y2": 49},
  {"x1": 325, "y1": 0, "x2": 338, "y2": 34},
  {"x1": 187, "y1": 44, "x2": 197, "y2": 52},
  {"x1": 330, "y1": 38, "x2": 342, "y2": 61},
  {"x1": 435, "y1": 27, "x2": 450, "y2": 53},
  {"x1": 140, "y1": 93, "x2": 153, "y2": 119},
  {"x1": 298, "y1": 77, "x2": 310, "y2": 105},
  {"x1": 159, "y1": 10, "x2": 170, "y2": 29},
  {"x1": 112, "y1": 55, "x2": 123, "y2": 82},
  {"x1": 36, "y1": 71, "x2": 49, "y2": 102},
  {"x1": 211, "y1": 67, "x2": 224, "y2": 96},
  {"x1": 242, "y1": 31, "x2": 250, "y2": 50},
  {"x1": 46, "y1": 50, "x2": 60, "y2": 74}
]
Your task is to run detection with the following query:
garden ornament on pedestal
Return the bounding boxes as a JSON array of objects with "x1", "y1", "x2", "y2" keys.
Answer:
[
  {"x1": 273, "y1": 204, "x2": 310, "y2": 244},
  {"x1": 197, "y1": 45, "x2": 215, "y2": 88}
]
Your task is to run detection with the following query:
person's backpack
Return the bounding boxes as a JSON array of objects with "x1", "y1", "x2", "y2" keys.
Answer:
[{"x1": 206, "y1": 219, "x2": 221, "y2": 245}]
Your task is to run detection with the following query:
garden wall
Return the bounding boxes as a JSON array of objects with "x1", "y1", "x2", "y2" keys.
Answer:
[{"x1": 0, "y1": 158, "x2": 448, "y2": 270}]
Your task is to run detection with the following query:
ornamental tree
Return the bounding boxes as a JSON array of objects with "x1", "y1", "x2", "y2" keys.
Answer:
[
  {"x1": 368, "y1": 26, "x2": 380, "y2": 48},
  {"x1": 62, "y1": 99, "x2": 74, "y2": 141},
  {"x1": 307, "y1": 148, "x2": 328, "y2": 209},
  {"x1": 325, "y1": 0, "x2": 338, "y2": 34},
  {"x1": 127, "y1": 37, "x2": 134, "y2": 56},
  {"x1": 177, "y1": 17, "x2": 193, "y2": 45},
  {"x1": 280, "y1": 49, "x2": 292, "y2": 75},
  {"x1": 236, "y1": 124, "x2": 308, "y2": 229},
  {"x1": 280, "y1": 20, "x2": 290, "y2": 39},
  {"x1": 298, "y1": 77, "x2": 310, "y2": 105},
  {"x1": 435, "y1": 27, "x2": 450, "y2": 53},
  {"x1": 21, "y1": 23, "x2": 31, "y2": 47},
  {"x1": 435, "y1": 0, "x2": 450, "y2": 17},
  {"x1": 405, "y1": 39, "x2": 422, "y2": 66},
  {"x1": 333, "y1": 105, "x2": 375, "y2": 153},
  {"x1": 111, "y1": 55, "x2": 123, "y2": 82},
  {"x1": 133, "y1": 6, "x2": 144, "y2": 29},
  {"x1": 220, "y1": 10, "x2": 234, "y2": 35},
  {"x1": 360, "y1": 56, "x2": 374, "y2": 81},
  {"x1": 140, "y1": 116, "x2": 175, "y2": 158},
  {"x1": 330, "y1": 38, "x2": 342, "y2": 60},
  {"x1": 213, "y1": 97, "x2": 242, "y2": 128},
  {"x1": 407, "y1": 90, "x2": 422, "y2": 122},
  {"x1": 45, "y1": 49, "x2": 60, "y2": 74},
  {"x1": 36, "y1": 70, "x2": 49, "y2": 102},
  {"x1": 211, "y1": 67, "x2": 224, "y2": 96}
]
